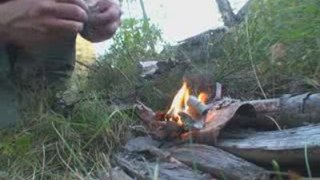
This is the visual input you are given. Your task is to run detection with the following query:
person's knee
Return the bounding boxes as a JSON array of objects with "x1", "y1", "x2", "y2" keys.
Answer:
[{"x1": 8, "y1": 36, "x2": 77, "y2": 90}]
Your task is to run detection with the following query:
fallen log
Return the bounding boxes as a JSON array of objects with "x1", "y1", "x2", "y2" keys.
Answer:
[
  {"x1": 169, "y1": 144, "x2": 270, "y2": 180},
  {"x1": 218, "y1": 124, "x2": 320, "y2": 168},
  {"x1": 123, "y1": 137, "x2": 271, "y2": 179},
  {"x1": 107, "y1": 168, "x2": 133, "y2": 180},
  {"x1": 115, "y1": 151, "x2": 212, "y2": 180},
  {"x1": 230, "y1": 93, "x2": 320, "y2": 129}
]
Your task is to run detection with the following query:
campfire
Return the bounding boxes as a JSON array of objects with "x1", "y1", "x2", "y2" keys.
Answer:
[
  {"x1": 165, "y1": 81, "x2": 209, "y2": 129},
  {"x1": 135, "y1": 79, "x2": 253, "y2": 144},
  {"x1": 116, "y1": 79, "x2": 320, "y2": 180}
]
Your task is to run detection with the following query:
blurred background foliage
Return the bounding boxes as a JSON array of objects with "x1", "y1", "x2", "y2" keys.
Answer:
[{"x1": 219, "y1": 0, "x2": 320, "y2": 98}]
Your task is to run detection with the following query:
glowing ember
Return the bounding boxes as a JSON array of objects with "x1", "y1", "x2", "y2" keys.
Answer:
[
  {"x1": 166, "y1": 81, "x2": 208, "y2": 126},
  {"x1": 198, "y1": 92, "x2": 208, "y2": 104}
]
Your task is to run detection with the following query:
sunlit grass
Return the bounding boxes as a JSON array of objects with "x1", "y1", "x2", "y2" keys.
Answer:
[{"x1": 0, "y1": 94, "x2": 134, "y2": 179}]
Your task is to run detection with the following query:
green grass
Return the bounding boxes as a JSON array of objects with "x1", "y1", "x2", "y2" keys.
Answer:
[
  {"x1": 217, "y1": 0, "x2": 320, "y2": 99},
  {"x1": 0, "y1": 93, "x2": 134, "y2": 179}
]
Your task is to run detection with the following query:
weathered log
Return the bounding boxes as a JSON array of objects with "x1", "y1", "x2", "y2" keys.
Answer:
[
  {"x1": 218, "y1": 124, "x2": 320, "y2": 168},
  {"x1": 125, "y1": 136, "x2": 161, "y2": 152},
  {"x1": 109, "y1": 168, "x2": 133, "y2": 180},
  {"x1": 115, "y1": 154, "x2": 147, "y2": 180},
  {"x1": 169, "y1": 144, "x2": 270, "y2": 180},
  {"x1": 115, "y1": 151, "x2": 212, "y2": 180},
  {"x1": 230, "y1": 93, "x2": 320, "y2": 129},
  {"x1": 99, "y1": 167, "x2": 134, "y2": 180}
]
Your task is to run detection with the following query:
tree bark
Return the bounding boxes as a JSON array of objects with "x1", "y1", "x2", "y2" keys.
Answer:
[
  {"x1": 218, "y1": 124, "x2": 320, "y2": 167},
  {"x1": 169, "y1": 144, "x2": 270, "y2": 180},
  {"x1": 115, "y1": 151, "x2": 212, "y2": 180},
  {"x1": 215, "y1": 0, "x2": 238, "y2": 27},
  {"x1": 228, "y1": 93, "x2": 320, "y2": 129}
]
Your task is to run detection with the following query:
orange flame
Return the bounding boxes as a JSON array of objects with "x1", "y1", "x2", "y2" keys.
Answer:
[
  {"x1": 166, "y1": 81, "x2": 209, "y2": 125},
  {"x1": 166, "y1": 81, "x2": 190, "y2": 125}
]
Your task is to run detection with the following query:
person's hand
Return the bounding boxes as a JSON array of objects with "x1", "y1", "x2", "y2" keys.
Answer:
[
  {"x1": 80, "y1": 0, "x2": 122, "y2": 42},
  {"x1": 0, "y1": 0, "x2": 89, "y2": 47}
]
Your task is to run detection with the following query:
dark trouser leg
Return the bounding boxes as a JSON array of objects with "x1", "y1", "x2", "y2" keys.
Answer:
[
  {"x1": 0, "y1": 44, "x2": 18, "y2": 128},
  {"x1": 7, "y1": 35, "x2": 76, "y2": 120}
]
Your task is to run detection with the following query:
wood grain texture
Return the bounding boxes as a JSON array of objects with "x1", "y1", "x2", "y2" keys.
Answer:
[
  {"x1": 169, "y1": 144, "x2": 269, "y2": 180},
  {"x1": 218, "y1": 125, "x2": 320, "y2": 165}
]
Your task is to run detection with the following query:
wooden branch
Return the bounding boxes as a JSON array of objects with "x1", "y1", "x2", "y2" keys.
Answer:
[
  {"x1": 169, "y1": 144, "x2": 270, "y2": 180},
  {"x1": 215, "y1": 0, "x2": 238, "y2": 27},
  {"x1": 115, "y1": 154, "x2": 146, "y2": 180},
  {"x1": 236, "y1": 0, "x2": 253, "y2": 22},
  {"x1": 218, "y1": 124, "x2": 320, "y2": 167}
]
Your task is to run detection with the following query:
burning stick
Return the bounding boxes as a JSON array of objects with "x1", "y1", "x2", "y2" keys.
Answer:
[{"x1": 187, "y1": 95, "x2": 210, "y2": 115}]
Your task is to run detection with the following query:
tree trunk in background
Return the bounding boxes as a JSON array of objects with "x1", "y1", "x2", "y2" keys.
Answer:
[
  {"x1": 236, "y1": 0, "x2": 253, "y2": 22},
  {"x1": 139, "y1": 0, "x2": 156, "y2": 52},
  {"x1": 215, "y1": 0, "x2": 238, "y2": 27},
  {"x1": 139, "y1": 0, "x2": 148, "y2": 21},
  {"x1": 160, "y1": 0, "x2": 253, "y2": 62}
]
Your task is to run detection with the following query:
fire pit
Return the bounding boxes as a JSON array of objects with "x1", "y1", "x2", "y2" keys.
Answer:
[{"x1": 116, "y1": 80, "x2": 320, "y2": 180}]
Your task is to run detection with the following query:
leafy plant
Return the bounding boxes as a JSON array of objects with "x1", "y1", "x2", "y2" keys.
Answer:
[
  {"x1": 86, "y1": 17, "x2": 163, "y2": 102},
  {"x1": 219, "y1": 0, "x2": 320, "y2": 98}
]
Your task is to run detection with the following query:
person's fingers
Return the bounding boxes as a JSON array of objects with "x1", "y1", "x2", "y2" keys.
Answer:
[
  {"x1": 110, "y1": 0, "x2": 120, "y2": 6},
  {"x1": 89, "y1": 5, "x2": 121, "y2": 25},
  {"x1": 45, "y1": 18, "x2": 84, "y2": 33},
  {"x1": 50, "y1": 3, "x2": 88, "y2": 22},
  {"x1": 96, "y1": 0, "x2": 114, "y2": 12},
  {"x1": 86, "y1": 20, "x2": 120, "y2": 42},
  {"x1": 100, "y1": 20, "x2": 121, "y2": 37},
  {"x1": 57, "y1": 0, "x2": 89, "y2": 12}
]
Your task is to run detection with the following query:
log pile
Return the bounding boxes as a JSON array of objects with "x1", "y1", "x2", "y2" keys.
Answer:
[{"x1": 110, "y1": 92, "x2": 320, "y2": 180}]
